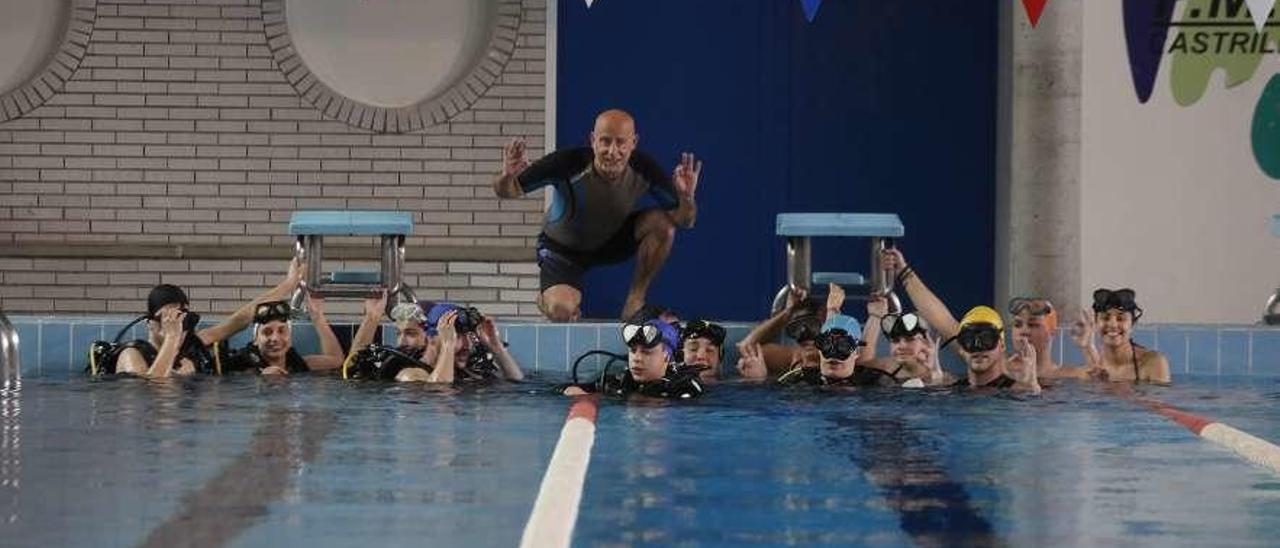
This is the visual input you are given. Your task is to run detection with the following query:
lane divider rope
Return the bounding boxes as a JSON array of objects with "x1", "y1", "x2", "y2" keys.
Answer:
[
  {"x1": 521, "y1": 395, "x2": 599, "y2": 548},
  {"x1": 1139, "y1": 396, "x2": 1280, "y2": 475}
]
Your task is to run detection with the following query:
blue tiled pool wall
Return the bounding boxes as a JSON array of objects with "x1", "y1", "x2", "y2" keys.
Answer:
[{"x1": 7, "y1": 315, "x2": 1280, "y2": 378}]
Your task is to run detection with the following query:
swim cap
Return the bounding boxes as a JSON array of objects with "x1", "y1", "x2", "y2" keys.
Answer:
[
  {"x1": 820, "y1": 314, "x2": 863, "y2": 336},
  {"x1": 680, "y1": 319, "x2": 726, "y2": 347},
  {"x1": 146, "y1": 284, "x2": 189, "y2": 319},
  {"x1": 653, "y1": 319, "x2": 680, "y2": 352},
  {"x1": 959, "y1": 306, "x2": 1003, "y2": 332},
  {"x1": 390, "y1": 301, "x2": 431, "y2": 328},
  {"x1": 425, "y1": 302, "x2": 463, "y2": 336}
]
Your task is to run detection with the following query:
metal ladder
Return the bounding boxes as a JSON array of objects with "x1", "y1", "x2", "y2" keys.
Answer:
[{"x1": 0, "y1": 310, "x2": 19, "y2": 383}]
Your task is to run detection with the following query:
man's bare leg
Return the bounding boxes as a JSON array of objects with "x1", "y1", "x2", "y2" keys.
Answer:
[
  {"x1": 622, "y1": 210, "x2": 676, "y2": 319},
  {"x1": 540, "y1": 284, "x2": 582, "y2": 322}
]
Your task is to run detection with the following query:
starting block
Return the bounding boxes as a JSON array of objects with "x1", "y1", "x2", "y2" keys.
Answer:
[
  {"x1": 772, "y1": 213, "x2": 905, "y2": 313},
  {"x1": 287, "y1": 211, "x2": 418, "y2": 312}
]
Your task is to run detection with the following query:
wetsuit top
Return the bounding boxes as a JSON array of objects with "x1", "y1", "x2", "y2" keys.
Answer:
[
  {"x1": 851, "y1": 364, "x2": 906, "y2": 387},
  {"x1": 348, "y1": 345, "x2": 425, "y2": 381},
  {"x1": 780, "y1": 365, "x2": 904, "y2": 387},
  {"x1": 221, "y1": 344, "x2": 309, "y2": 374},
  {"x1": 952, "y1": 373, "x2": 1017, "y2": 389},
  {"x1": 89, "y1": 333, "x2": 216, "y2": 375},
  {"x1": 87, "y1": 339, "x2": 158, "y2": 375},
  {"x1": 457, "y1": 343, "x2": 502, "y2": 383},
  {"x1": 517, "y1": 148, "x2": 679, "y2": 252},
  {"x1": 178, "y1": 332, "x2": 216, "y2": 374},
  {"x1": 563, "y1": 366, "x2": 704, "y2": 399}
]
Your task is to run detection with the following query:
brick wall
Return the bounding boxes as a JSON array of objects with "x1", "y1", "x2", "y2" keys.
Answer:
[{"x1": 0, "y1": 0, "x2": 549, "y2": 319}]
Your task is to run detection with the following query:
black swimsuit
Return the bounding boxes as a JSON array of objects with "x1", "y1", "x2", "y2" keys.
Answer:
[
  {"x1": 563, "y1": 366, "x2": 705, "y2": 399},
  {"x1": 781, "y1": 365, "x2": 902, "y2": 387},
  {"x1": 952, "y1": 374, "x2": 1016, "y2": 389}
]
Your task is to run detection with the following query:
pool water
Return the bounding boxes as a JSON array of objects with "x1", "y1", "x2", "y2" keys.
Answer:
[{"x1": 1, "y1": 374, "x2": 1278, "y2": 547}]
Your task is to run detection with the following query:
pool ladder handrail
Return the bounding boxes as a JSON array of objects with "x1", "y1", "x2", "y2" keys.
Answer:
[{"x1": 0, "y1": 309, "x2": 19, "y2": 382}]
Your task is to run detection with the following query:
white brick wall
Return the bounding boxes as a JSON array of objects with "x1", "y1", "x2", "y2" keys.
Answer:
[{"x1": 0, "y1": 0, "x2": 549, "y2": 319}]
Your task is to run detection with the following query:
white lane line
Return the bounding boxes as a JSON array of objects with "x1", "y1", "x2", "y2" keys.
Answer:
[{"x1": 521, "y1": 397, "x2": 599, "y2": 548}]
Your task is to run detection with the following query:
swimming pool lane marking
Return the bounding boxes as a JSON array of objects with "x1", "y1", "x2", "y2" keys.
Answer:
[
  {"x1": 521, "y1": 395, "x2": 599, "y2": 548},
  {"x1": 1140, "y1": 397, "x2": 1280, "y2": 475},
  {"x1": 139, "y1": 408, "x2": 336, "y2": 548}
]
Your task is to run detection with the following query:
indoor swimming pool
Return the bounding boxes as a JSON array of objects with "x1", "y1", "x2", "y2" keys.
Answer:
[{"x1": 2, "y1": 321, "x2": 1279, "y2": 547}]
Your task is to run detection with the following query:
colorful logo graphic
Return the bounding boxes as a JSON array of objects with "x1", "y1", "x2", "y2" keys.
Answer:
[{"x1": 1123, "y1": 0, "x2": 1280, "y2": 178}]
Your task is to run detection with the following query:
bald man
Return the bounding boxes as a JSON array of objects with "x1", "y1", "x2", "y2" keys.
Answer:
[{"x1": 494, "y1": 109, "x2": 702, "y2": 321}]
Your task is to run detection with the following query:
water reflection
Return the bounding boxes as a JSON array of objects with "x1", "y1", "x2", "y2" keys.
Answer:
[
  {"x1": 139, "y1": 406, "x2": 336, "y2": 547},
  {"x1": 1, "y1": 380, "x2": 19, "y2": 526},
  {"x1": 823, "y1": 411, "x2": 1000, "y2": 547}
]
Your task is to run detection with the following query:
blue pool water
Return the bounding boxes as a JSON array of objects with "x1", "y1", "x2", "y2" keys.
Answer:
[{"x1": 2, "y1": 372, "x2": 1280, "y2": 547}]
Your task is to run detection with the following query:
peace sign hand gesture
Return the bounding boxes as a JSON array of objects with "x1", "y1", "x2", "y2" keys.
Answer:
[{"x1": 673, "y1": 152, "x2": 703, "y2": 200}]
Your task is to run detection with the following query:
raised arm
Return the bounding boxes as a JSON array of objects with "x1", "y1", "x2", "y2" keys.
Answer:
[
  {"x1": 859, "y1": 294, "x2": 888, "y2": 364},
  {"x1": 1069, "y1": 309, "x2": 1102, "y2": 370},
  {"x1": 303, "y1": 294, "x2": 344, "y2": 371},
  {"x1": 1009, "y1": 336, "x2": 1043, "y2": 395},
  {"x1": 476, "y1": 317, "x2": 523, "y2": 381},
  {"x1": 426, "y1": 311, "x2": 458, "y2": 384},
  {"x1": 667, "y1": 152, "x2": 701, "y2": 229},
  {"x1": 197, "y1": 258, "x2": 304, "y2": 346},
  {"x1": 147, "y1": 307, "x2": 187, "y2": 378},
  {"x1": 493, "y1": 138, "x2": 529, "y2": 199},
  {"x1": 349, "y1": 292, "x2": 388, "y2": 357},
  {"x1": 881, "y1": 249, "x2": 961, "y2": 341}
]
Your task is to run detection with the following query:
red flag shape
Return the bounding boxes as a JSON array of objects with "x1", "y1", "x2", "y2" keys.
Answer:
[{"x1": 1021, "y1": 0, "x2": 1049, "y2": 28}]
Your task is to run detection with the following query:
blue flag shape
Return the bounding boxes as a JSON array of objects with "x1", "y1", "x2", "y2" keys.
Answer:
[{"x1": 800, "y1": 0, "x2": 823, "y2": 22}]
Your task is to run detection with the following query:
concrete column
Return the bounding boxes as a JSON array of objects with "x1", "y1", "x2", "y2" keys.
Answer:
[{"x1": 996, "y1": 0, "x2": 1083, "y2": 313}]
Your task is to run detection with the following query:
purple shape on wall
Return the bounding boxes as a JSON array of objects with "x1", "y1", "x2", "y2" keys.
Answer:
[{"x1": 1123, "y1": 0, "x2": 1177, "y2": 103}]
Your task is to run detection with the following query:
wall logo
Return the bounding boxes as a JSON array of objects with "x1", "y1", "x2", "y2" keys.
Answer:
[
  {"x1": 1124, "y1": 0, "x2": 1278, "y2": 104},
  {"x1": 1124, "y1": 0, "x2": 1280, "y2": 178}
]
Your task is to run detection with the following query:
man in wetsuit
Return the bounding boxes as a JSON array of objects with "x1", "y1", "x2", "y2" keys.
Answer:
[
  {"x1": 493, "y1": 109, "x2": 703, "y2": 321},
  {"x1": 879, "y1": 249, "x2": 1040, "y2": 394}
]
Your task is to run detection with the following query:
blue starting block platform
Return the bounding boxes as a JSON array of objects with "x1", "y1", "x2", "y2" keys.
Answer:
[
  {"x1": 772, "y1": 213, "x2": 905, "y2": 313},
  {"x1": 287, "y1": 211, "x2": 418, "y2": 307},
  {"x1": 288, "y1": 211, "x2": 413, "y2": 237}
]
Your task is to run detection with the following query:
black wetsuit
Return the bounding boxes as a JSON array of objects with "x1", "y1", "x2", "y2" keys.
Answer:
[
  {"x1": 351, "y1": 343, "x2": 505, "y2": 384},
  {"x1": 347, "y1": 345, "x2": 425, "y2": 381},
  {"x1": 456, "y1": 343, "x2": 502, "y2": 383},
  {"x1": 781, "y1": 365, "x2": 905, "y2": 387},
  {"x1": 88, "y1": 332, "x2": 216, "y2": 375},
  {"x1": 565, "y1": 366, "x2": 705, "y2": 399},
  {"x1": 952, "y1": 374, "x2": 1017, "y2": 389},
  {"x1": 220, "y1": 344, "x2": 309, "y2": 374},
  {"x1": 518, "y1": 147, "x2": 680, "y2": 291}
]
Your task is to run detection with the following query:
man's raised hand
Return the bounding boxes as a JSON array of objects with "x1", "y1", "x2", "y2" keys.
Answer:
[
  {"x1": 503, "y1": 138, "x2": 530, "y2": 177},
  {"x1": 673, "y1": 152, "x2": 703, "y2": 200}
]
